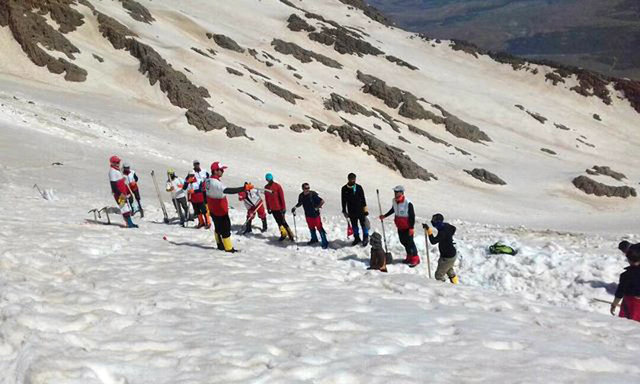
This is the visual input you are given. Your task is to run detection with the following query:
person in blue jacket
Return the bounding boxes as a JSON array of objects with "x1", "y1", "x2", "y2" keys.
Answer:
[{"x1": 292, "y1": 183, "x2": 329, "y2": 249}]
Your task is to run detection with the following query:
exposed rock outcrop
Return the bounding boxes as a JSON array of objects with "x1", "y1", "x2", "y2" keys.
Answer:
[
  {"x1": 327, "y1": 124, "x2": 436, "y2": 181},
  {"x1": 372, "y1": 108, "x2": 400, "y2": 133},
  {"x1": 554, "y1": 123, "x2": 570, "y2": 131},
  {"x1": 572, "y1": 176, "x2": 636, "y2": 198},
  {"x1": 118, "y1": 0, "x2": 154, "y2": 24},
  {"x1": 386, "y1": 55, "x2": 418, "y2": 70},
  {"x1": 357, "y1": 71, "x2": 491, "y2": 143},
  {"x1": 191, "y1": 47, "x2": 214, "y2": 59},
  {"x1": 527, "y1": 111, "x2": 547, "y2": 124},
  {"x1": 287, "y1": 14, "x2": 315, "y2": 32},
  {"x1": 226, "y1": 67, "x2": 243, "y2": 76},
  {"x1": 271, "y1": 39, "x2": 343, "y2": 69},
  {"x1": 0, "y1": 0, "x2": 87, "y2": 82},
  {"x1": 309, "y1": 25, "x2": 383, "y2": 56},
  {"x1": 207, "y1": 33, "x2": 245, "y2": 53},
  {"x1": 586, "y1": 166, "x2": 626, "y2": 181},
  {"x1": 337, "y1": 0, "x2": 391, "y2": 25},
  {"x1": 324, "y1": 93, "x2": 374, "y2": 116},
  {"x1": 465, "y1": 168, "x2": 506, "y2": 185},
  {"x1": 290, "y1": 124, "x2": 311, "y2": 133},
  {"x1": 96, "y1": 11, "x2": 248, "y2": 138},
  {"x1": 264, "y1": 82, "x2": 304, "y2": 104},
  {"x1": 541, "y1": 148, "x2": 557, "y2": 155},
  {"x1": 408, "y1": 124, "x2": 451, "y2": 147}
]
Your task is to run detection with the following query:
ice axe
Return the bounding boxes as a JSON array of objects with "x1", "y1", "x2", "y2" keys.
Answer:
[{"x1": 376, "y1": 189, "x2": 392, "y2": 264}]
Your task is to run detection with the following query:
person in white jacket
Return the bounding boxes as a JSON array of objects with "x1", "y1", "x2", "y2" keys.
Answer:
[{"x1": 165, "y1": 168, "x2": 189, "y2": 227}]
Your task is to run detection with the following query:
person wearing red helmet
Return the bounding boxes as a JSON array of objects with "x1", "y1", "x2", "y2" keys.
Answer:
[
  {"x1": 108, "y1": 155, "x2": 137, "y2": 228},
  {"x1": 204, "y1": 162, "x2": 252, "y2": 253}
]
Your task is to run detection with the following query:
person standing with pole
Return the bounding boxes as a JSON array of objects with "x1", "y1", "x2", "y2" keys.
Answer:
[
  {"x1": 166, "y1": 168, "x2": 189, "y2": 227},
  {"x1": 424, "y1": 213, "x2": 459, "y2": 284},
  {"x1": 379, "y1": 185, "x2": 419, "y2": 267},
  {"x1": 108, "y1": 155, "x2": 138, "y2": 228}
]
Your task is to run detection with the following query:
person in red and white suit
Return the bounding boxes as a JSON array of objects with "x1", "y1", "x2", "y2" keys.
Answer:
[
  {"x1": 205, "y1": 162, "x2": 252, "y2": 253},
  {"x1": 379, "y1": 185, "x2": 419, "y2": 267},
  {"x1": 108, "y1": 155, "x2": 137, "y2": 228}
]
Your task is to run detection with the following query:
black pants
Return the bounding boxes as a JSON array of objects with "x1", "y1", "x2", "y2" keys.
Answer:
[
  {"x1": 349, "y1": 214, "x2": 369, "y2": 238},
  {"x1": 128, "y1": 189, "x2": 142, "y2": 207},
  {"x1": 173, "y1": 197, "x2": 189, "y2": 224},
  {"x1": 212, "y1": 214, "x2": 231, "y2": 238},
  {"x1": 398, "y1": 229, "x2": 418, "y2": 256},
  {"x1": 271, "y1": 210, "x2": 290, "y2": 229},
  {"x1": 192, "y1": 201, "x2": 207, "y2": 216}
]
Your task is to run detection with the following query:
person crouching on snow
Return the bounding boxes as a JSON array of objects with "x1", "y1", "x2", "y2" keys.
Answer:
[
  {"x1": 292, "y1": 183, "x2": 329, "y2": 249},
  {"x1": 238, "y1": 184, "x2": 267, "y2": 233},
  {"x1": 611, "y1": 243, "x2": 640, "y2": 322}
]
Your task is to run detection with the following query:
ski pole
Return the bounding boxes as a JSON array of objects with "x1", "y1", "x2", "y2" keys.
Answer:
[
  {"x1": 292, "y1": 211, "x2": 299, "y2": 250},
  {"x1": 423, "y1": 225, "x2": 432, "y2": 279},
  {"x1": 376, "y1": 189, "x2": 389, "y2": 254}
]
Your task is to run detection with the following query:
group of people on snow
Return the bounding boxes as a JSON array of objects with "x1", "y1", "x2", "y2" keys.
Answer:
[
  {"x1": 107, "y1": 156, "x2": 461, "y2": 283},
  {"x1": 108, "y1": 155, "x2": 640, "y2": 315}
]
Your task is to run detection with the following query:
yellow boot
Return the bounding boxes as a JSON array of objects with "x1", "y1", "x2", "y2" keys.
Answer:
[
  {"x1": 286, "y1": 226, "x2": 295, "y2": 241},
  {"x1": 222, "y1": 237, "x2": 237, "y2": 253},
  {"x1": 449, "y1": 275, "x2": 459, "y2": 285},
  {"x1": 278, "y1": 225, "x2": 287, "y2": 241}
]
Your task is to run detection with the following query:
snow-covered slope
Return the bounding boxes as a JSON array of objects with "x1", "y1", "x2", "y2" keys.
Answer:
[
  {"x1": 1, "y1": 0, "x2": 640, "y2": 382},
  {"x1": 0, "y1": 0, "x2": 638, "y2": 230}
]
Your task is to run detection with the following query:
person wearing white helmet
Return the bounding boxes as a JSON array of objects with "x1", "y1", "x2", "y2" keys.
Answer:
[
  {"x1": 166, "y1": 168, "x2": 188, "y2": 227},
  {"x1": 107, "y1": 155, "x2": 137, "y2": 228},
  {"x1": 184, "y1": 160, "x2": 210, "y2": 229},
  {"x1": 379, "y1": 185, "x2": 419, "y2": 267},
  {"x1": 122, "y1": 161, "x2": 143, "y2": 218}
]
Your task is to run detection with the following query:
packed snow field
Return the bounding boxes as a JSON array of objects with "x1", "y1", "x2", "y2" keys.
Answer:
[
  {"x1": 1, "y1": 88, "x2": 640, "y2": 383},
  {"x1": 2, "y1": 0, "x2": 640, "y2": 382}
]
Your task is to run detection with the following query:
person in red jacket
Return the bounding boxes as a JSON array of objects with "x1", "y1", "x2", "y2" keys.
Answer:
[
  {"x1": 264, "y1": 173, "x2": 294, "y2": 241},
  {"x1": 184, "y1": 160, "x2": 210, "y2": 229},
  {"x1": 379, "y1": 185, "x2": 419, "y2": 267},
  {"x1": 108, "y1": 155, "x2": 137, "y2": 228},
  {"x1": 205, "y1": 162, "x2": 252, "y2": 252}
]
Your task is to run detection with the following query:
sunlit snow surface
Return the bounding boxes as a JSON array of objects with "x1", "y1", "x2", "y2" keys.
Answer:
[{"x1": 0, "y1": 0, "x2": 639, "y2": 381}]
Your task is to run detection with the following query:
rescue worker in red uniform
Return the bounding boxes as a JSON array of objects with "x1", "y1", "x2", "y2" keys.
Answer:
[
  {"x1": 264, "y1": 173, "x2": 294, "y2": 241},
  {"x1": 108, "y1": 155, "x2": 137, "y2": 228},
  {"x1": 379, "y1": 185, "x2": 419, "y2": 267},
  {"x1": 205, "y1": 162, "x2": 252, "y2": 252}
]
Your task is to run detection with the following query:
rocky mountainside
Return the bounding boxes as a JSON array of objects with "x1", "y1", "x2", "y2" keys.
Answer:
[
  {"x1": 368, "y1": 0, "x2": 640, "y2": 80},
  {"x1": 1, "y1": 0, "x2": 639, "y2": 229}
]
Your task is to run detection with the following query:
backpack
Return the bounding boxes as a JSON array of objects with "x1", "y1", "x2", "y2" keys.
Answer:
[{"x1": 489, "y1": 242, "x2": 518, "y2": 255}]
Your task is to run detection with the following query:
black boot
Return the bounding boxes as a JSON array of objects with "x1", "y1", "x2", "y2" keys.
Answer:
[
  {"x1": 261, "y1": 218, "x2": 267, "y2": 232},
  {"x1": 243, "y1": 219, "x2": 253, "y2": 234},
  {"x1": 351, "y1": 235, "x2": 361, "y2": 246},
  {"x1": 362, "y1": 235, "x2": 369, "y2": 247}
]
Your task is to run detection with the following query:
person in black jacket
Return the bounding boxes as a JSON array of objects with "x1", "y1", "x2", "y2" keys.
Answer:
[
  {"x1": 341, "y1": 173, "x2": 369, "y2": 246},
  {"x1": 424, "y1": 213, "x2": 458, "y2": 284},
  {"x1": 611, "y1": 244, "x2": 640, "y2": 322},
  {"x1": 293, "y1": 183, "x2": 329, "y2": 249}
]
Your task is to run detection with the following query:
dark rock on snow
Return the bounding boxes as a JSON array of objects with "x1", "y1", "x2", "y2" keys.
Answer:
[
  {"x1": 271, "y1": 39, "x2": 343, "y2": 69},
  {"x1": 264, "y1": 82, "x2": 304, "y2": 104},
  {"x1": 465, "y1": 168, "x2": 506, "y2": 185},
  {"x1": 585, "y1": 166, "x2": 626, "y2": 181},
  {"x1": 207, "y1": 33, "x2": 245, "y2": 53},
  {"x1": 572, "y1": 176, "x2": 636, "y2": 198}
]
